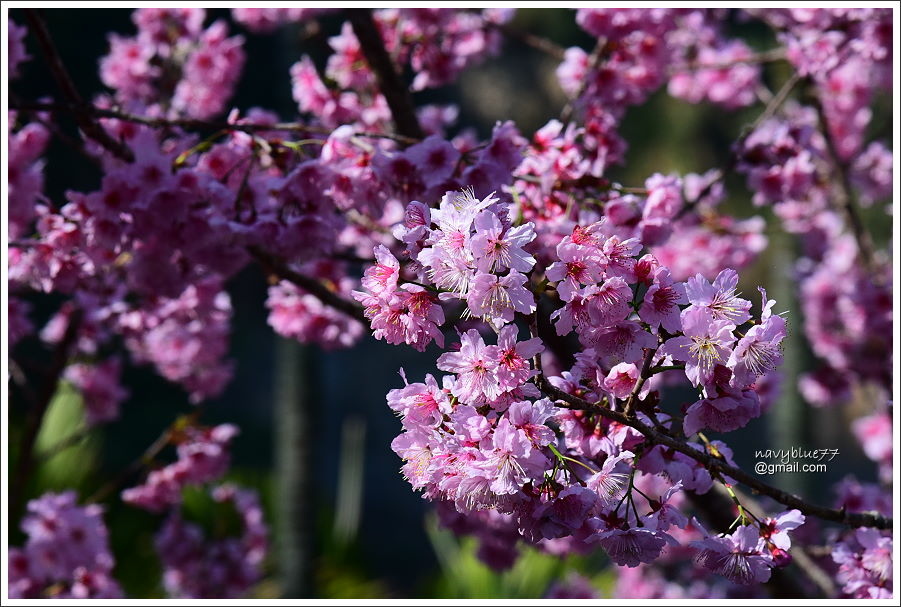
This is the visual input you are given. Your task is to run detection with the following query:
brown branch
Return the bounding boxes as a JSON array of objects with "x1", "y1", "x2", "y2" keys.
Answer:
[
  {"x1": 248, "y1": 246, "x2": 367, "y2": 325},
  {"x1": 489, "y1": 21, "x2": 567, "y2": 61},
  {"x1": 22, "y1": 9, "x2": 134, "y2": 162},
  {"x1": 672, "y1": 47, "x2": 786, "y2": 74},
  {"x1": 534, "y1": 373, "x2": 892, "y2": 530},
  {"x1": 88, "y1": 421, "x2": 174, "y2": 504},
  {"x1": 807, "y1": 84, "x2": 877, "y2": 273},
  {"x1": 9, "y1": 100, "x2": 419, "y2": 145},
  {"x1": 560, "y1": 38, "x2": 608, "y2": 124},
  {"x1": 623, "y1": 345, "x2": 657, "y2": 416},
  {"x1": 10, "y1": 308, "x2": 83, "y2": 523},
  {"x1": 686, "y1": 487, "x2": 831, "y2": 598},
  {"x1": 677, "y1": 72, "x2": 802, "y2": 218},
  {"x1": 345, "y1": 9, "x2": 424, "y2": 140}
]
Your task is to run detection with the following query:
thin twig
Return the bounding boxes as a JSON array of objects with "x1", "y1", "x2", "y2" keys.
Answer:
[
  {"x1": 345, "y1": 9, "x2": 424, "y2": 140},
  {"x1": 489, "y1": 21, "x2": 567, "y2": 61},
  {"x1": 672, "y1": 47, "x2": 786, "y2": 74},
  {"x1": 534, "y1": 373, "x2": 892, "y2": 530},
  {"x1": 22, "y1": 9, "x2": 134, "y2": 162},
  {"x1": 623, "y1": 345, "x2": 657, "y2": 417},
  {"x1": 88, "y1": 422, "x2": 174, "y2": 504},
  {"x1": 560, "y1": 38, "x2": 607, "y2": 124},
  {"x1": 677, "y1": 72, "x2": 802, "y2": 218},
  {"x1": 808, "y1": 84, "x2": 877, "y2": 273},
  {"x1": 9, "y1": 100, "x2": 419, "y2": 145}
]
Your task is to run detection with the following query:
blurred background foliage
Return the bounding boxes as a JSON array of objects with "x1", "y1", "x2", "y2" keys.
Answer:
[{"x1": 7, "y1": 7, "x2": 891, "y2": 599}]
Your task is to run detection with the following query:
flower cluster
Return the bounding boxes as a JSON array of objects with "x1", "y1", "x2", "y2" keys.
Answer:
[
  {"x1": 155, "y1": 485, "x2": 268, "y2": 598},
  {"x1": 9, "y1": 492, "x2": 122, "y2": 599},
  {"x1": 7, "y1": 7, "x2": 893, "y2": 600},
  {"x1": 364, "y1": 188, "x2": 798, "y2": 584},
  {"x1": 832, "y1": 528, "x2": 893, "y2": 599},
  {"x1": 63, "y1": 358, "x2": 129, "y2": 426},
  {"x1": 8, "y1": 112, "x2": 49, "y2": 241},
  {"x1": 231, "y1": 7, "x2": 336, "y2": 32},
  {"x1": 266, "y1": 266, "x2": 364, "y2": 350},
  {"x1": 122, "y1": 423, "x2": 239, "y2": 512},
  {"x1": 119, "y1": 422, "x2": 268, "y2": 598},
  {"x1": 100, "y1": 8, "x2": 245, "y2": 119}
]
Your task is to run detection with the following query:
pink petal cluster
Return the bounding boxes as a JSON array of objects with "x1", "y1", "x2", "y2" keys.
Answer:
[
  {"x1": 154, "y1": 485, "x2": 268, "y2": 598},
  {"x1": 9, "y1": 492, "x2": 122, "y2": 599},
  {"x1": 122, "y1": 424, "x2": 239, "y2": 512}
]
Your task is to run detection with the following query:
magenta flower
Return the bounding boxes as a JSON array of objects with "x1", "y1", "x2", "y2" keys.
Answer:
[
  {"x1": 551, "y1": 285, "x2": 599, "y2": 336},
  {"x1": 12, "y1": 492, "x2": 122, "y2": 599},
  {"x1": 599, "y1": 234, "x2": 641, "y2": 282},
  {"x1": 659, "y1": 307, "x2": 735, "y2": 387},
  {"x1": 603, "y1": 363, "x2": 639, "y2": 400},
  {"x1": 470, "y1": 209, "x2": 536, "y2": 273},
  {"x1": 532, "y1": 486, "x2": 599, "y2": 540},
  {"x1": 63, "y1": 358, "x2": 129, "y2": 426},
  {"x1": 507, "y1": 398, "x2": 556, "y2": 447},
  {"x1": 856, "y1": 529, "x2": 893, "y2": 585},
  {"x1": 585, "y1": 321, "x2": 657, "y2": 366},
  {"x1": 832, "y1": 528, "x2": 894, "y2": 598},
  {"x1": 644, "y1": 482, "x2": 689, "y2": 531},
  {"x1": 360, "y1": 244, "x2": 400, "y2": 298},
  {"x1": 478, "y1": 417, "x2": 548, "y2": 494},
  {"x1": 637, "y1": 445, "x2": 713, "y2": 494},
  {"x1": 495, "y1": 325, "x2": 544, "y2": 392},
  {"x1": 391, "y1": 429, "x2": 435, "y2": 490},
  {"x1": 354, "y1": 286, "x2": 445, "y2": 352},
  {"x1": 727, "y1": 287, "x2": 786, "y2": 387},
  {"x1": 386, "y1": 372, "x2": 451, "y2": 429},
  {"x1": 759, "y1": 509, "x2": 805, "y2": 551},
  {"x1": 546, "y1": 242, "x2": 605, "y2": 302},
  {"x1": 588, "y1": 276, "x2": 633, "y2": 327},
  {"x1": 595, "y1": 523, "x2": 670, "y2": 567},
  {"x1": 682, "y1": 388, "x2": 761, "y2": 437},
  {"x1": 466, "y1": 270, "x2": 535, "y2": 329},
  {"x1": 437, "y1": 329, "x2": 502, "y2": 404},
  {"x1": 420, "y1": 245, "x2": 475, "y2": 295},
  {"x1": 587, "y1": 450, "x2": 633, "y2": 508},
  {"x1": 639, "y1": 267, "x2": 687, "y2": 333},
  {"x1": 403, "y1": 135, "x2": 461, "y2": 189},
  {"x1": 685, "y1": 268, "x2": 752, "y2": 326},
  {"x1": 693, "y1": 524, "x2": 773, "y2": 585},
  {"x1": 852, "y1": 411, "x2": 892, "y2": 482},
  {"x1": 393, "y1": 200, "x2": 432, "y2": 246}
]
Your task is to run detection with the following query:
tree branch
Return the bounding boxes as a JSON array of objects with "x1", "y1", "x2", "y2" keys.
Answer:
[
  {"x1": 8, "y1": 100, "x2": 419, "y2": 144},
  {"x1": 534, "y1": 373, "x2": 892, "y2": 530},
  {"x1": 22, "y1": 9, "x2": 134, "y2": 162},
  {"x1": 248, "y1": 246, "x2": 367, "y2": 325},
  {"x1": 686, "y1": 486, "x2": 832, "y2": 598},
  {"x1": 345, "y1": 9, "x2": 424, "y2": 140},
  {"x1": 677, "y1": 72, "x2": 802, "y2": 217},
  {"x1": 808, "y1": 84, "x2": 877, "y2": 273},
  {"x1": 10, "y1": 308, "x2": 83, "y2": 523},
  {"x1": 560, "y1": 38, "x2": 608, "y2": 124},
  {"x1": 88, "y1": 420, "x2": 174, "y2": 504},
  {"x1": 488, "y1": 21, "x2": 567, "y2": 61},
  {"x1": 672, "y1": 47, "x2": 786, "y2": 74},
  {"x1": 623, "y1": 345, "x2": 657, "y2": 416}
]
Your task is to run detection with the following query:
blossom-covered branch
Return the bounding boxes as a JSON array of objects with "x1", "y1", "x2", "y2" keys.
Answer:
[
  {"x1": 345, "y1": 8, "x2": 424, "y2": 140},
  {"x1": 534, "y1": 374, "x2": 892, "y2": 531},
  {"x1": 22, "y1": 9, "x2": 134, "y2": 161}
]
